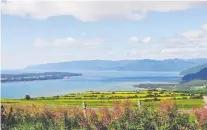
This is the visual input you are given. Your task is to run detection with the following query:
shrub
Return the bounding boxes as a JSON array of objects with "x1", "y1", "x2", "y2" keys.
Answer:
[
  {"x1": 25, "y1": 95, "x2": 31, "y2": 100},
  {"x1": 154, "y1": 97, "x2": 160, "y2": 101},
  {"x1": 182, "y1": 97, "x2": 188, "y2": 99},
  {"x1": 193, "y1": 105, "x2": 207, "y2": 129}
]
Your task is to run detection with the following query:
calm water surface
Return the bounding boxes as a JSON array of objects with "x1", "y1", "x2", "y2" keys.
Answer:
[{"x1": 1, "y1": 71, "x2": 181, "y2": 99}]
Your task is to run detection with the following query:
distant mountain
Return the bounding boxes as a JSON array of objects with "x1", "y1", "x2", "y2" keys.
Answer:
[
  {"x1": 185, "y1": 58, "x2": 207, "y2": 65},
  {"x1": 25, "y1": 58, "x2": 207, "y2": 72},
  {"x1": 26, "y1": 60, "x2": 132, "y2": 71},
  {"x1": 180, "y1": 64, "x2": 207, "y2": 76},
  {"x1": 182, "y1": 68, "x2": 207, "y2": 82},
  {"x1": 118, "y1": 59, "x2": 201, "y2": 71}
]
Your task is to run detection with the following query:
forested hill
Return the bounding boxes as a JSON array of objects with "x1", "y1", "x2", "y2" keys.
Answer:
[
  {"x1": 182, "y1": 68, "x2": 207, "y2": 82},
  {"x1": 180, "y1": 64, "x2": 207, "y2": 75}
]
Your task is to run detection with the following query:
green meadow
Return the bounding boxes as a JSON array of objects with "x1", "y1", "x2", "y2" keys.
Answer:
[{"x1": 1, "y1": 90, "x2": 204, "y2": 109}]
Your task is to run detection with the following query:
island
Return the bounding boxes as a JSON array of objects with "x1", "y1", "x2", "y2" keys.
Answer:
[{"x1": 1, "y1": 72, "x2": 82, "y2": 83}]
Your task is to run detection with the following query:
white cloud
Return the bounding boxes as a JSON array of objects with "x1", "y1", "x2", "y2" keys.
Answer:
[
  {"x1": 124, "y1": 10, "x2": 147, "y2": 20},
  {"x1": 125, "y1": 40, "x2": 207, "y2": 60},
  {"x1": 181, "y1": 30, "x2": 203, "y2": 39},
  {"x1": 178, "y1": 24, "x2": 207, "y2": 42},
  {"x1": 179, "y1": 30, "x2": 207, "y2": 43},
  {"x1": 158, "y1": 25, "x2": 207, "y2": 59},
  {"x1": 83, "y1": 39, "x2": 103, "y2": 46},
  {"x1": 2, "y1": 1, "x2": 204, "y2": 21},
  {"x1": 142, "y1": 37, "x2": 151, "y2": 43},
  {"x1": 129, "y1": 36, "x2": 152, "y2": 43},
  {"x1": 129, "y1": 36, "x2": 140, "y2": 43},
  {"x1": 167, "y1": 25, "x2": 207, "y2": 44},
  {"x1": 202, "y1": 24, "x2": 207, "y2": 31},
  {"x1": 166, "y1": 37, "x2": 185, "y2": 44},
  {"x1": 34, "y1": 37, "x2": 77, "y2": 48},
  {"x1": 126, "y1": 24, "x2": 207, "y2": 60},
  {"x1": 34, "y1": 37, "x2": 101, "y2": 48},
  {"x1": 161, "y1": 48, "x2": 203, "y2": 53},
  {"x1": 159, "y1": 44, "x2": 207, "y2": 59}
]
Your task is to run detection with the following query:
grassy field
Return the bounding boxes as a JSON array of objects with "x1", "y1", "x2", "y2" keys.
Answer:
[{"x1": 1, "y1": 90, "x2": 204, "y2": 109}]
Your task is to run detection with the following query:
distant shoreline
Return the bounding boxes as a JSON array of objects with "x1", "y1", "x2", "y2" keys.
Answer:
[
  {"x1": 1, "y1": 72, "x2": 82, "y2": 83},
  {"x1": 0, "y1": 78, "x2": 81, "y2": 83}
]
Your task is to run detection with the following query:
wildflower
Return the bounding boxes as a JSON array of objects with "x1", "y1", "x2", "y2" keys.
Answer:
[
  {"x1": 99, "y1": 107, "x2": 111, "y2": 126},
  {"x1": 112, "y1": 101, "x2": 122, "y2": 120},
  {"x1": 159, "y1": 99, "x2": 176, "y2": 113},
  {"x1": 194, "y1": 105, "x2": 207, "y2": 128},
  {"x1": 87, "y1": 108, "x2": 98, "y2": 123}
]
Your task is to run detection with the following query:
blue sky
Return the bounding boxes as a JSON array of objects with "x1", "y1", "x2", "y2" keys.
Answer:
[{"x1": 1, "y1": 1, "x2": 207, "y2": 69}]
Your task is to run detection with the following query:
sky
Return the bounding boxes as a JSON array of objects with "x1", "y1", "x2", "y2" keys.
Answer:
[{"x1": 1, "y1": 1, "x2": 207, "y2": 69}]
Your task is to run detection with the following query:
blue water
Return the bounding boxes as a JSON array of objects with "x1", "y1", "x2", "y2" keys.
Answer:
[{"x1": 1, "y1": 71, "x2": 181, "y2": 99}]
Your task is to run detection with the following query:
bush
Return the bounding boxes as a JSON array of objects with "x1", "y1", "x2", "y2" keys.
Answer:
[
  {"x1": 182, "y1": 97, "x2": 188, "y2": 99},
  {"x1": 25, "y1": 95, "x2": 31, "y2": 100},
  {"x1": 143, "y1": 99, "x2": 153, "y2": 102},
  {"x1": 190, "y1": 96, "x2": 202, "y2": 99},
  {"x1": 154, "y1": 97, "x2": 160, "y2": 101},
  {"x1": 193, "y1": 105, "x2": 207, "y2": 129}
]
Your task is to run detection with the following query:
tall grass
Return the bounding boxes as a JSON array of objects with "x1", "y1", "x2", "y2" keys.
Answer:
[{"x1": 1, "y1": 99, "x2": 207, "y2": 130}]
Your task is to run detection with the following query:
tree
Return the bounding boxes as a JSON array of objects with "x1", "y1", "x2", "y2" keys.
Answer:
[
  {"x1": 56, "y1": 95, "x2": 59, "y2": 99},
  {"x1": 25, "y1": 95, "x2": 31, "y2": 100}
]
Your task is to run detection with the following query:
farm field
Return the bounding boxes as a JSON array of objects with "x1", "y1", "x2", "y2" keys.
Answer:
[{"x1": 1, "y1": 90, "x2": 204, "y2": 109}]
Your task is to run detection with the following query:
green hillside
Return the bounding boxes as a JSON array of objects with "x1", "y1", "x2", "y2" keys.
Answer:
[{"x1": 180, "y1": 64, "x2": 207, "y2": 75}]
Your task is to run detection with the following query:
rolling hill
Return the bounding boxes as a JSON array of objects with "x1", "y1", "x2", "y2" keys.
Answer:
[
  {"x1": 180, "y1": 64, "x2": 207, "y2": 75},
  {"x1": 182, "y1": 68, "x2": 207, "y2": 82}
]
